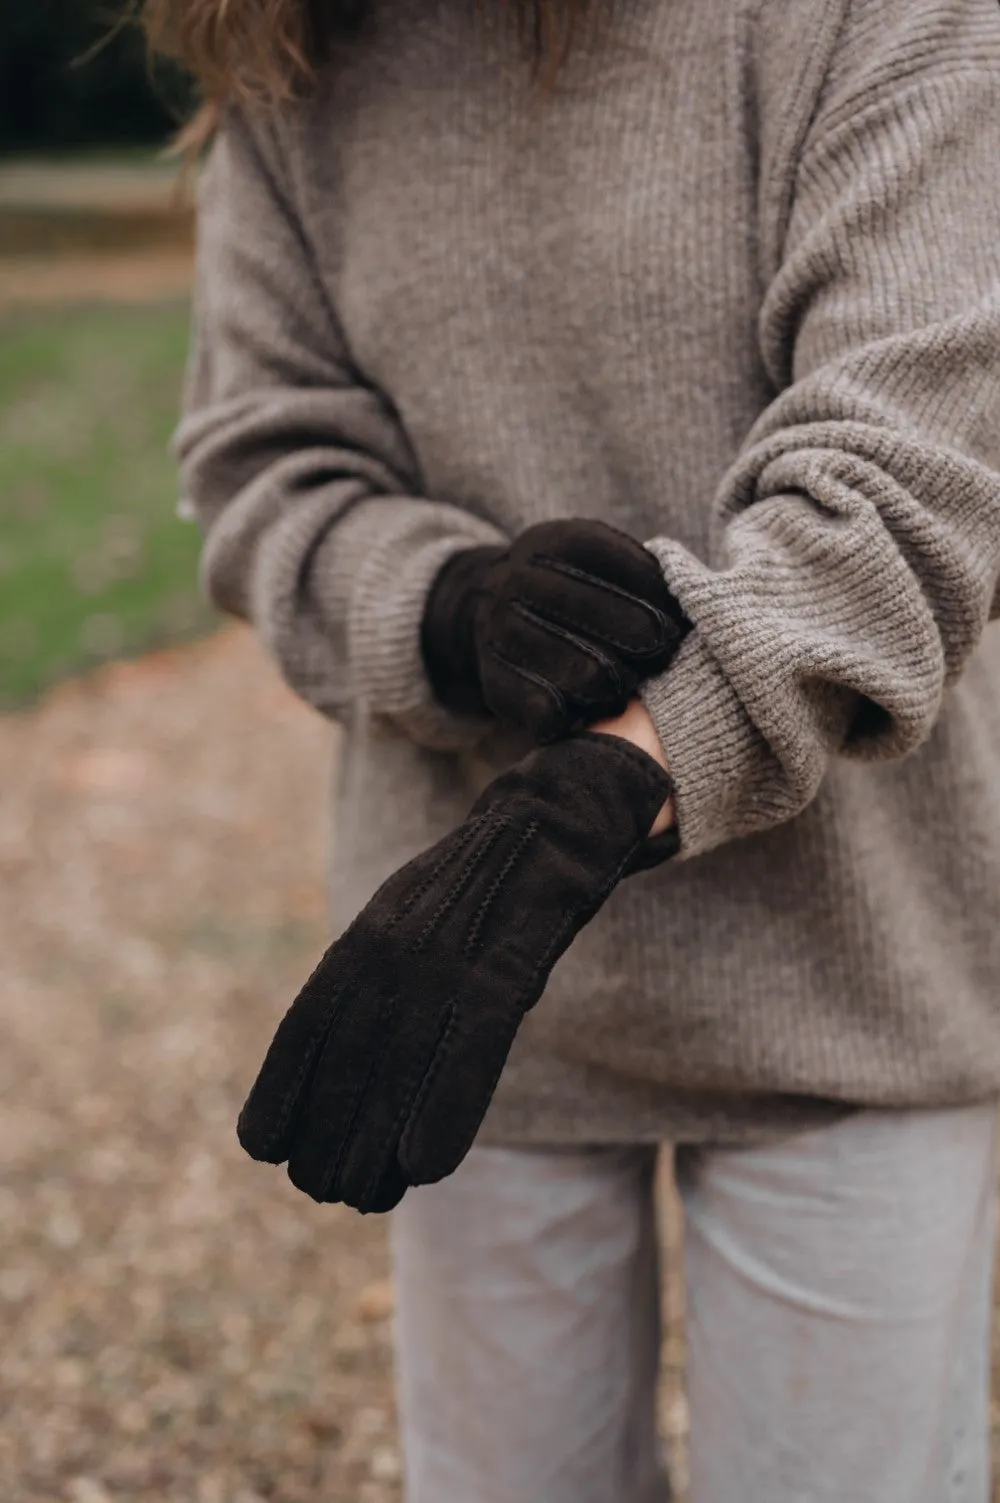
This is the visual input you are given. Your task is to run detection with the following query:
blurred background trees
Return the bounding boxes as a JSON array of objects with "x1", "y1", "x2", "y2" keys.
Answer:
[
  {"x1": 0, "y1": 3, "x2": 192, "y2": 153},
  {"x1": 0, "y1": 2, "x2": 208, "y2": 707}
]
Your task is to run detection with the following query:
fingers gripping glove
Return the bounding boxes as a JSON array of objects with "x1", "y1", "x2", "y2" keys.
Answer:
[
  {"x1": 421, "y1": 519, "x2": 690, "y2": 740},
  {"x1": 236, "y1": 733, "x2": 675, "y2": 1214}
]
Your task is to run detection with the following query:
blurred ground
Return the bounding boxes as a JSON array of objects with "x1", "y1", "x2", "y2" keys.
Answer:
[
  {"x1": 0, "y1": 626, "x2": 688, "y2": 1502},
  {"x1": 0, "y1": 629, "x2": 400, "y2": 1503},
  {"x1": 0, "y1": 254, "x2": 194, "y2": 311}
]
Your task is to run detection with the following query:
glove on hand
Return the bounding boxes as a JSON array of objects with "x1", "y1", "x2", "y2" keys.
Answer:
[
  {"x1": 421, "y1": 519, "x2": 690, "y2": 741},
  {"x1": 237, "y1": 732, "x2": 675, "y2": 1214}
]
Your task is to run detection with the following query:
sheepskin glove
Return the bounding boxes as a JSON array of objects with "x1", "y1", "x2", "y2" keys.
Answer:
[
  {"x1": 236, "y1": 733, "x2": 675, "y2": 1213},
  {"x1": 420, "y1": 519, "x2": 690, "y2": 740}
]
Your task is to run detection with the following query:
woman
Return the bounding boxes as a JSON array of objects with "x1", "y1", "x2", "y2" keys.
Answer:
[{"x1": 153, "y1": 0, "x2": 1000, "y2": 1495}]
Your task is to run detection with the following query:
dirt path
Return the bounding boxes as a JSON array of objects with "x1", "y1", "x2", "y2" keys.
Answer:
[
  {"x1": 0, "y1": 160, "x2": 189, "y2": 214},
  {"x1": 0, "y1": 158, "x2": 194, "y2": 312},
  {"x1": 0, "y1": 630, "x2": 400, "y2": 1503},
  {"x1": 0, "y1": 249, "x2": 193, "y2": 312}
]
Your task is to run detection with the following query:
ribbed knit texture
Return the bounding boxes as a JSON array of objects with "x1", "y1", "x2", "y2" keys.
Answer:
[{"x1": 176, "y1": 0, "x2": 1000, "y2": 1145}]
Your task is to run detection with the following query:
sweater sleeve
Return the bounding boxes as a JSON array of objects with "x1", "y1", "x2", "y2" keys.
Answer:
[
  {"x1": 640, "y1": 0, "x2": 1000, "y2": 858},
  {"x1": 174, "y1": 109, "x2": 505, "y2": 747}
]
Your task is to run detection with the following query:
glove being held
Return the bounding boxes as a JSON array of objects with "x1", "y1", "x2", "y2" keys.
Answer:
[
  {"x1": 421, "y1": 519, "x2": 690, "y2": 740},
  {"x1": 237, "y1": 733, "x2": 674, "y2": 1213}
]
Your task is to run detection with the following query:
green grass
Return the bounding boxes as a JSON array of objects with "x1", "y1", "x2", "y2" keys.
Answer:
[{"x1": 0, "y1": 300, "x2": 217, "y2": 707}]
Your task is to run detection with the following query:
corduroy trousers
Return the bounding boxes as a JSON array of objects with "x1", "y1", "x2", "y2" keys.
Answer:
[{"x1": 391, "y1": 1101, "x2": 998, "y2": 1503}]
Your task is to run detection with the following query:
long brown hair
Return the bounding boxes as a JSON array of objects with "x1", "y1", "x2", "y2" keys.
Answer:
[{"x1": 144, "y1": 0, "x2": 598, "y2": 126}]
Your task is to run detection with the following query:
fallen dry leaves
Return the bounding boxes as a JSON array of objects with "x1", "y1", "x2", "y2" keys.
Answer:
[{"x1": 0, "y1": 628, "x2": 400, "y2": 1503}]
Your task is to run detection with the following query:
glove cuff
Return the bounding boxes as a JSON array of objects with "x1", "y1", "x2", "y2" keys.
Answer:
[
  {"x1": 571, "y1": 731, "x2": 679, "y2": 875},
  {"x1": 622, "y1": 822, "x2": 680, "y2": 874}
]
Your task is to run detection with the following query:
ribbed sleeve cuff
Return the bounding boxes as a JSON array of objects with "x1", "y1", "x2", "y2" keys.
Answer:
[
  {"x1": 639, "y1": 629, "x2": 787, "y2": 860},
  {"x1": 311, "y1": 496, "x2": 508, "y2": 750}
]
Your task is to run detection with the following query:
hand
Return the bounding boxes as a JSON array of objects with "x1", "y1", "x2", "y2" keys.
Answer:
[
  {"x1": 421, "y1": 519, "x2": 690, "y2": 741},
  {"x1": 236, "y1": 733, "x2": 673, "y2": 1213}
]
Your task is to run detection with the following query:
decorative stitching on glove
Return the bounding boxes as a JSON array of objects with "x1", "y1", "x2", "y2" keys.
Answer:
[
  {"x1": 410, "y1": 813, "x2": 511, "y2": 952},
  {"x1": 384, "y1": 813, "x2": 490, "y2": 934},
  {"x1": 465, "y1": 819, "x2": 540, "y2": 956},
  {"x1": 529, "y1": 555, "x2": 677, "y2": 656},
  {"x1": 320, "y1": 991, "x2": 399, "y2": 1200}
]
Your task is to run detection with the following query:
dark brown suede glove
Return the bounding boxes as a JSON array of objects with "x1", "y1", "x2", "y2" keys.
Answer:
[
  {"x1": 420, "y1": 519, "x2": 690, "y2": 741},
  {"x1": 236, "y1": 733, "x2": 675, "y2": 1214}
]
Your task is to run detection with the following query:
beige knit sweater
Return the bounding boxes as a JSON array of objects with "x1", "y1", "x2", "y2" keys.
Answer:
[{"x1": 177, "y1": 0, "x2": 1000, "y2": 1144}]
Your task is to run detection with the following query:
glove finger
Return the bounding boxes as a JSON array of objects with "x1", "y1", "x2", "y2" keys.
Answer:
[
  {"x1": 482, "y1": 611, "x2": 635, "y2": 740},
  {"x1": 362, "y1": 1157, "x2": 409, "y2": 1214},
  {"x1": 285, "y1": 978, "x2": 402, "y2": 1204},
  {"x1": 331, "y1": 993, "x2": 459, "y2": 1212},
  {"x1": 397, "y1": 1000, "x2": 524, "y2": 1187},
  {"x1": 236, "y1": 941, "x2": 354, "y2": 1165},
  {"x1": 493, "y1": 603, "x2": 632, "y2": 705},
  {"x1": 479, "y1": 651, "x2": 573, "y2": 742},
  {"x1": 514, "y1": 557, "x2": 680, "y2": 664}
]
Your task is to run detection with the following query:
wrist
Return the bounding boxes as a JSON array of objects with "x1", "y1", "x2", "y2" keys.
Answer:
[{"x1": 588, "y1": 699, "x2": 675, "y2": 836}]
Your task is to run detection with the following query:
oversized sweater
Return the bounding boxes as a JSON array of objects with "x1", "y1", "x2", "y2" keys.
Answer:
[{"x1": 177, "y1": 0, "x2": 1000, "y2": 1145}]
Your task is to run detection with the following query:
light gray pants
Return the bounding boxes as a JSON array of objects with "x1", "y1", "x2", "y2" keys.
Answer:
[{"x1": 391, "y1": 1102, "x2": 998, "y2": 1503}]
